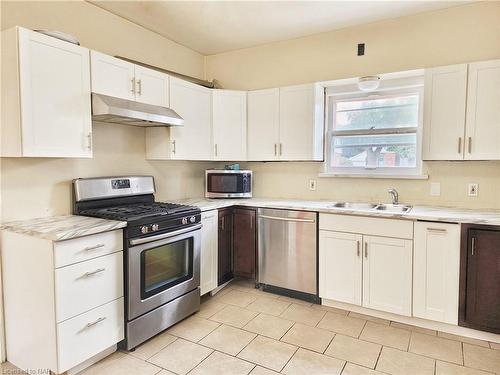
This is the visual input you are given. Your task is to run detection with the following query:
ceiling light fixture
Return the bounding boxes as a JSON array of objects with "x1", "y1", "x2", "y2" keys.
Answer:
[{"x1": 358, "y1": 75, "x2": 380, "y2": 91}]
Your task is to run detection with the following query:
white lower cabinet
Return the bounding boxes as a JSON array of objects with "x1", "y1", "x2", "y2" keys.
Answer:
[
  {"x1": 319, "y1": 231, "x2": 362, "y2": 305},
  {"x1": 1, "y1": 229, "x2": 124, "y2": 374},
  {"x1": 362, "y1": 235, "x2": 413, "y2": 316},
  {"x1": 200, "y1": 210, "x2": 218, "y2": 295},
  {"x1": 413, "y1": 222, "x2": 461, "y2": 324},
  {"x1": 319, "y1": 214, "x2": 413, "y2": 316}
]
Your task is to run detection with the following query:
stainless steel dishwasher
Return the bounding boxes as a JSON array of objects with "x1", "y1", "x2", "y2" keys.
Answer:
[{"x1": 257, "y1": 208, "x2": 318, "y2": 302}]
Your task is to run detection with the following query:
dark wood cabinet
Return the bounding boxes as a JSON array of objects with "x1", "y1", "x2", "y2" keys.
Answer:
[
  {"x1": 218, "y1": 208, "x2": 233, "y2": 285},
  {"x1": 459, "y1": 224, "x2": 500, "y2": 334},
  {"x1": 233, "y1": 208, "x2": 257, "y2": 279}
]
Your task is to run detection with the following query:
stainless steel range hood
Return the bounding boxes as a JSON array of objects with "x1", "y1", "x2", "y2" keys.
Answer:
[{"x1": 92, "y1": 93, "x2": 184, "y2": 127}]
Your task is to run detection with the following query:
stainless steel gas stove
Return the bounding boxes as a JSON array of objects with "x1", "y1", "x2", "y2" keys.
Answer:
[{"x1": 73, "y1": 176, "x2": 201, "y2": 350}]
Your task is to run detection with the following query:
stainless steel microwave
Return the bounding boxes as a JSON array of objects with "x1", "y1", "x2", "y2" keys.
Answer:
[{"x1": 205, "y1": 170, "x2": 252, "y2": 198}]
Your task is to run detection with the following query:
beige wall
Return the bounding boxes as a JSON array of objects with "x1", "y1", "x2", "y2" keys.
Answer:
[
  {"x1": 0, "y1": 0, "x2": 211, "y2": 221},
  {"x1": 205, "y1": 2, "x2": 500, "y2": 209}
]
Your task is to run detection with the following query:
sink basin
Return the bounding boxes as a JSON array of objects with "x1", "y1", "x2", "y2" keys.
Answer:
[
  {"x1": 374, "y1": 204, "x2": 412, "y2": 213},
  {"x1": 328, "y1": 202, "x2": 378, "y2": 210}
]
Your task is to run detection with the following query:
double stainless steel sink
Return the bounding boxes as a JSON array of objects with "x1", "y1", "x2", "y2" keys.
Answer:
[{"x1": 328, "y1": 202, "x2": 412, "y2": 214}]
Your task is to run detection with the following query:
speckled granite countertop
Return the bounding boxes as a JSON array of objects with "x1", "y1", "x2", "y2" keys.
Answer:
[
  {"x1": 178, "y1": 198, "x2": 500, "y2": 226},
  {"x1": 1, "y1": 215, "x2": 127, "y2": 241}
]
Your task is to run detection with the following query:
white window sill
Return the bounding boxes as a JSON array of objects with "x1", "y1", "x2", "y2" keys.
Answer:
[{"x1": 318, "y1": 173, "x2": 429, "y2": 180}]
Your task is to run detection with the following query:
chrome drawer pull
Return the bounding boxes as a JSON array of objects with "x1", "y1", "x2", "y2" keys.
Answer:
[
  {"x1": 427, "y1": 228, "x2": 447, "y2": 233},
  {"x1": 85, "y1": 316, "x2": 106, "y2": 328},
  {"x1": 356, "y1": 240, "x2": 360, "y2": 257},
  {"x1": 82, "y1": 268, "x2": 106, "y2": 277},
  {"x1": 84, "y1": 244, "x2": 105, "y2": 251}
]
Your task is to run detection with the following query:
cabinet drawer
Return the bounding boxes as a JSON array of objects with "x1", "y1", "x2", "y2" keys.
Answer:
[
  {"x1": 55, "y1": 252, "x2": 123, "y2": 322},
  {"x1": 57, "y1": 297, "x2": 124, "y2": 373},
  {"x1": 319, "y1": 214, "x2": 413, "y2": 239},
  {"x1": 53, "y1": 230, "x2": 122, "y2": 268}
]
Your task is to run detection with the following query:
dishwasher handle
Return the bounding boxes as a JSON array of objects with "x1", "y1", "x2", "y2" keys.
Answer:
[{"x1": 259, "y1": 214, "x2": 315, "y2": 223}]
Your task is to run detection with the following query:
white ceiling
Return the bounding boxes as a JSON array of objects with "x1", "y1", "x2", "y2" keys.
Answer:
[{"x1": 89, "y1": 1, "x2": 467, "y2": 55}]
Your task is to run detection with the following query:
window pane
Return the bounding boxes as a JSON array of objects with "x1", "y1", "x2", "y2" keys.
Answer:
[
  {"x1": 331, "y1": 134, "x2": 417, "y2": 168},
  {"x1": 334, "y1": 95, "x2": 419, "y2": 131}
]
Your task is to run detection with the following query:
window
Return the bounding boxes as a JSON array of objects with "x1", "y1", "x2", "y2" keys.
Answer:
[{"x1": 324, "y1": 76, "x2": 424, "y2": 177}]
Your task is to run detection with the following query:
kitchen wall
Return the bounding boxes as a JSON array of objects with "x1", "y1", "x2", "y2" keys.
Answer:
[
  {"x1": 206, "y1": 1, "x2": 500, "y2": 209},
  {"x1": 0, "y1": 0, "x2": 213, "y2": 221}
]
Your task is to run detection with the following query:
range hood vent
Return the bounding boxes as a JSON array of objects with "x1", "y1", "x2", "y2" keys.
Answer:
[{"x1": 92, "y1": 93, "x2": 184, "y2": 127}]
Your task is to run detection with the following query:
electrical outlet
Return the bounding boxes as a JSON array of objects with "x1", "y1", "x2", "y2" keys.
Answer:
[
  {"x1": 309, "y1": 179, "x2": 317, "y2": 191},
  {"x1": 430, "y1": 182, "x2": 441, "y2": 196},
  {"x1": 468, "y1": 183, "x2": 479, "y2": 197}
]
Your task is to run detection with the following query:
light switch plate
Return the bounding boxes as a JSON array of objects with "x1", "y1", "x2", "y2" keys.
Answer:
[
  {"x1": 430, "y1": 182, "x2": 441, "y2": 196},
  {"x1": 309, "y1": 179, "x2": 317, "y2": 191},
  {"x1": 468, "y1": 183, "x2": 479, "y2": 197}
]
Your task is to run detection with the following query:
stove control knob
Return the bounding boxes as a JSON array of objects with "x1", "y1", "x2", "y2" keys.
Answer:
[
  {"x1": 190, "y1": 216, "x2": 196, "y2": 223},
  {"x1": 151, "y1": 224, "x2": 159, "y2": 232},
  {"x1": 141, "y1": 226, "x2": 149, "y2": 234},
  {"x1": 181, "y1": 217, "x2": 188, "y2": 225}
]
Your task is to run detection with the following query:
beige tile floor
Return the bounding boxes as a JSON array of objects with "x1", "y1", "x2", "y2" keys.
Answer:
[{"x1": 2, "y1": 279, "x2": 500, "y2": 375}]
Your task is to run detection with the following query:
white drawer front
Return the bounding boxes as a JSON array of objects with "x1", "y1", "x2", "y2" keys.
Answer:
[
  {"x1": 57, "y1": 297, "x2": 124, "y2": 373},
  {"x1": 55, "y1": 252, "x2": 123, "y2": 322},
  {"x1": 319, "y1": 213, "x2": 413, "y2": 239},
  {"x1": 54, "y1": 230, "x2": 123, "y2": 268}
]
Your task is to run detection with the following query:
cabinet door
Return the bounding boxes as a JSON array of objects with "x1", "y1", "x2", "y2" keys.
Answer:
[
  {"x1": 134, "y1": 65, "x2": 169, "y2": 107},
  {"x1": 463, "y1": 229, "x2": 500, "y2": 333},
  {"x1": 169, "y1": 77, "x2": 212, "y2": 160},
  {"x1": 233, "y1": 208, "x2": 256, "y2": 279},
  {"x1": 319, "y1": 230, "x2": 362, "y2": 305},
  {"x1": 218, "y1": 209, "x2": 233, "y2": 285},
  {"x1": 200, "y1": 210, "x2": 218, "y2": 295},
  {"x1": 212, "y1": 90, "x2": 247, "y2": 161},
  {"x1": 247, "y1": 88, "x2": 280, "y2": 161},
  {"x1": 90, "y1": 50, "x2": 135, "y2": 101},
  {"x1": 19, "y1": 28, "x2": 92, "y2": 157},
  {"x1": 413, "y1": 222, "x2": 460, "y2": 324},
  {"x1": 279, "y1": 84, "x2": 316, "y2": 160},
  {"x1": 422, "y1": 64, "x2": 468, "y2": 160},
  {"x1": 362, "y1": 236, "x2": 412, "y2": 316},
  {"x1": 465, "y1": 60, "x2": 500, "y2": 160}
]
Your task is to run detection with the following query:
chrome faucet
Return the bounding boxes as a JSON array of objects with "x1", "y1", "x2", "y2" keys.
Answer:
[{"x1": 388, "y1": 188, "x2": 399, "y2": 205}]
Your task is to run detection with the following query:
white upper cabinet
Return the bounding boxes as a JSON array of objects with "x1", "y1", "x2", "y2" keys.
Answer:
[
  {"x1": 90, "y1": 51, "x2": 135, "y2": 101},
  {"x1": 90, "y1": 51, "x2": 169, "y2": 107},
  {"x1": 147, "y1": 77, "x2": 212, "y2": 160},
  {"x1": 1, "y1": 27, "x2": 92, "y2": 158},
  {"x1": 464, "y1": 60, "x2": 500, "y2": 160},
  {"x1": 423, "y1": 64, "x2": 468, "y2": 160},
  {"x1": 212, "y1": 90, "x2": 247, "y2": 161},
  {"x1": 413, "y1": 222, "x2": 460, "y2": 325},
  {"x1": 423, "y1": 59, "x2": 500, "y2": 161},
  {"x1": 247, "y1": 88, "x2": 280, "y2": 161},
  {"x1": 279, "y1": 83, "x2": 324, "y2": 161},
  {"x1": 134, "y1": 65, "x2": 169, "y2": 107}
]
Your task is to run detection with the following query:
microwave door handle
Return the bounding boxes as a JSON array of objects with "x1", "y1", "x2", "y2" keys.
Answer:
[{"x1": 129, "y1": 224, "x2": 202, "y2": 246}]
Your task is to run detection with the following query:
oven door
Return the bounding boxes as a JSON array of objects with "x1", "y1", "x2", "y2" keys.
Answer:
[{"x1": 128, "y1": 224, "x2": 201, "y2": 320}]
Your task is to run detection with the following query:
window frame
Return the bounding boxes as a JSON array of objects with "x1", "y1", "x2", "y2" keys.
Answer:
[{"x1": 323, "y1": 83, "x2": 424, "y2": 177}]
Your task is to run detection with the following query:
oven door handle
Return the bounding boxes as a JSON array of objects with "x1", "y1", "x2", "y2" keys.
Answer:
[{"x1": 129, "y1": 224, "x2": 202, "y2": 246}]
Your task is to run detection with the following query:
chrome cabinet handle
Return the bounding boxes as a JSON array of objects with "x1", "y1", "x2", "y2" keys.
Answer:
[
  {"x1": 274, "y1": 143, "x2": 277, "y2": 156},
  {"x1": 468, "y1": 137, "x2": 472, "y2": 153},
  {"x1": 427, "y1": 228, "x2": 447, "y2": 233},
  {"x1": 356, "y1": 240, "x2": 360, "y2": 257},
  {"x1": 364, "y1": 242, "x2": 368, "y2": 258},
  {"x1": 86, "y1": 132, "x2": 92, "y2": 151},
  {"x1": 84, "y1": 243, "x2": 105, "y2": 251},
  {"x1": 279, "y1": 143, "x2": 283, "y2": 156},
  {"x1": 131, "y1": 78, "x2": 136, "y2": 93},
  {"x1": 137, "y1": 79, "x2": 142, "y2": 95},
  {"x1": 221, "y1": 216, "x2": 225, "y2": 230},
  {"x1": 172, "y1": 140, "x2": 176, "y2": 154},
  {"x1": 458, "y1": 137, "x2": 462, "y2": 154},
  {"x1": 215, "y1": 144, "x2": 218, "y2": 157},
  {"x1": 471, "y1": 237, "x2": 476, "y2": 256},
  {"x1": 85, "y1": 316, "x2": 106, "y2": 329},
  {"x1": 82, "y1": 268, "x2": 106, "y2": 277}
]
